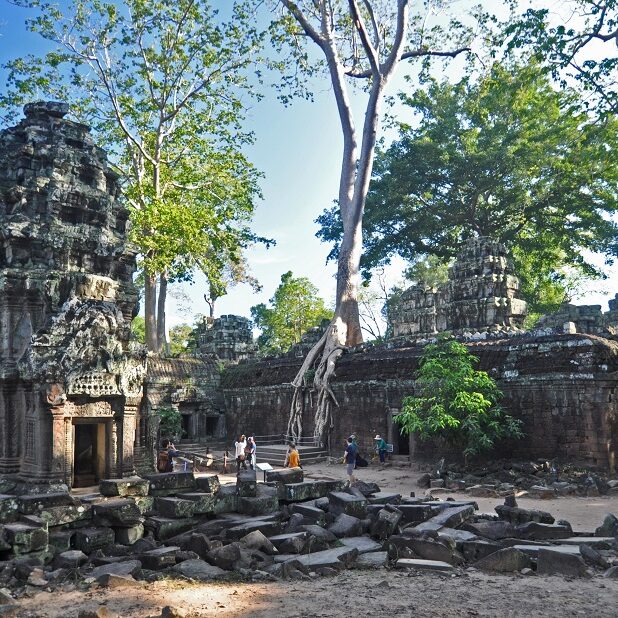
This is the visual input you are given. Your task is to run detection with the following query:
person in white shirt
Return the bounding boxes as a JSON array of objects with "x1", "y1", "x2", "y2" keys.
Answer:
[{"x1": 234, "y1": 434, "x2": 247, "y2": 473}]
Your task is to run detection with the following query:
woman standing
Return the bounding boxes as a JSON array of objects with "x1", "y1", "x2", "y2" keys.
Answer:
[
  {"x1": 245, "y1": 436, "x2": 256, "y2": 470},
  {"x1": 234, "y1": 434, "x2": 247, "y2": 473}
]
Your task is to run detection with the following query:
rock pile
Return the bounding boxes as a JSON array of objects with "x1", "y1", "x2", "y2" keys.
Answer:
[
  {"x1": 417, "y1": 459, "x2": 618, "y2": 499},
  {"x1": 0, "y1": 471, "x2": 617, "y2": 612}
]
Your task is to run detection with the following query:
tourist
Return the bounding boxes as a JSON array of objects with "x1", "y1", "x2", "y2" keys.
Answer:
[
  {"x1": 344, "y1": 437, "x2": 358, "y2": 484},
  {"x1": 374, "y1": 434, "x2": 388, "y2": 464},
  {"x1": 234, "y1": 434, "x2": 247, "y2": 473},
  {"x1": 157, "y1": 439, "x2": 181, "y2": 473},
  {"x1": 245, "y1": 436, "x2": 256, "y2": 470},
  {"x1": 285, "y1": 442, "x2": 301, "y2": 468}
]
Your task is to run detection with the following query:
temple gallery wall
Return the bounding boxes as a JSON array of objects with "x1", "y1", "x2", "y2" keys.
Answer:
[{"x1": 0, "y1": 103, "x2": 616, "y2": 492}]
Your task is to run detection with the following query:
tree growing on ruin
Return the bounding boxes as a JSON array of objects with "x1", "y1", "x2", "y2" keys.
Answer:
[
  {"x1": 396, "y1": 336, "x2": 523, "y2": 459},
  {"x1": 317, "y1": 62, "x2": 618, "y2": 314},
  {"x1": 273, "y1": 0, "x2": 483, "y2": 442},
  {"x1": 250, "y1": 271, "x2": 333, "y2": 355},
  {"x1": 1, "y1": 0, "x2": 268, "y2": 353}
]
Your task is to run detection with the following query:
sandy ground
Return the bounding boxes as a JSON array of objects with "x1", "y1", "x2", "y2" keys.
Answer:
[{"x1": 15, "y1": 462, "x2": 618, "y2": 618}]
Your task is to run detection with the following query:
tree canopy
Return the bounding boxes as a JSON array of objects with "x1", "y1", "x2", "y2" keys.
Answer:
[
  {"x1": 1, "y1": 0, "x2": 268, "y2": 351},
  {"x1": 250, "y1": 271, "x2": 333, "y2": 355},
  {"x1": 317, "y1": 62, "x2": 618, "y2": 313}
]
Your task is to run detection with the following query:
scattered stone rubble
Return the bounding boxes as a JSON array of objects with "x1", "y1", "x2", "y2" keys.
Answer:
[
  {"x1": 416, "y1": 459, "x2": 618, "y2": 499},
  {"x1": 0, "y1": 471, "x2": 617, "y2": 615}
]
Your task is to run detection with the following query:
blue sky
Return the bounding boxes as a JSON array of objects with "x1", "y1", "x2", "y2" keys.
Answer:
[{"x1": 1, "y1": 0, "x2": 616, "y2": 332}]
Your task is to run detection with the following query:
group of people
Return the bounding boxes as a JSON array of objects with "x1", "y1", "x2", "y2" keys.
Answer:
[
  {"x1": 234, "y1": 434, "x2": 257, "y2": 471},
  {"x1": 343, "y1": 433, "x2": 388, "y2": 483}
]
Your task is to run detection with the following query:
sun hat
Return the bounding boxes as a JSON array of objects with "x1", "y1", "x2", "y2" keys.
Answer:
[{"x1": 374, "y1": 434, "x2": 381, "y2": 440}]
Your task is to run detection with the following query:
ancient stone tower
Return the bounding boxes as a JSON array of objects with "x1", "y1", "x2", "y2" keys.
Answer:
[{"x1": 0, "y1": 102, "x2": 145, "y2": 489}]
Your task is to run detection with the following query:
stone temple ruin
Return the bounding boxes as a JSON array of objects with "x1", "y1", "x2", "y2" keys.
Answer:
[
  {"x1": 0, "y1": 102, "x2": 617, "y2": 497},
  {"x1": 0, "y1": 102, "x2": 145, "y2": 489}
]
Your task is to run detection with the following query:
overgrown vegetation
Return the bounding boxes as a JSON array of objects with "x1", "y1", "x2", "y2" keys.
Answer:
[
  {"x1": 396, "y1": 337, "x2": 524, "y2": 458},
  {"x1": 158, "y1": 407, "x2": 183, "y2": 441}
]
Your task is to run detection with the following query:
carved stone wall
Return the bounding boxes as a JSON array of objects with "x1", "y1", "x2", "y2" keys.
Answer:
[
  {"x1": 392, "y1": 237, "x2": 528, "y2": 338},
  {"x1": 0, "y1": 102, "x2": 144, "y2": 488}
]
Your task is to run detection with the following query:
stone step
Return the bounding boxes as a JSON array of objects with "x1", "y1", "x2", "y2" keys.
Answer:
[
  {"x1": 395, "y1": 558, "x2": 454, "y2": 572},
  {"x1": 512, "y1": 544, "x2": 581, "y2": 556}
]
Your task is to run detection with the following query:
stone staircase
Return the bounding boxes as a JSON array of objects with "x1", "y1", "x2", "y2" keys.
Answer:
[{"x1": 255, "y1": 444, "x2": 329, "y2": 467}]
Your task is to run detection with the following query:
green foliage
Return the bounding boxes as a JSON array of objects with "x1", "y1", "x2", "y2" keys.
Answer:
[
  {"x1": 396, "y1": 337, "x2": 523, "y2": 457},
  {"x1": 168, "y1": 324, "x2": 195, "y2": 357},
  {"x1": 158, "y1": 407, "x2": 183, "y2": 440},
  {"x1": 317, "y1": 62, "x2": 618, "y2": 314},
  {"x1": 250, "y1": 271, "x2": 333, "y2": 354},
  {"x1": 404, "y1": 256, "x2": 450, "y2": 288},
  {"x1": 130, "y1": 316, "x2": 146, "y2": 344}
]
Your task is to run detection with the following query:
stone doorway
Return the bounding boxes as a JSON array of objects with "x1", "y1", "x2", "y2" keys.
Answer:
[
  {"x1": 205, "y1": 416, "x2": 218, "y2": 437},
  {"x1": 72, "y1": 421, "x2": 107, "y2": 487},
  {"x1": 181, "y1": 413, "x2": 192, "y2": 441}
]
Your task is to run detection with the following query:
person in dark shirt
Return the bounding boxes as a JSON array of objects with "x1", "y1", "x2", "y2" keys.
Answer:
[
  {"x1": 344, "y1": 437, "x2": 358, "y2": 484},
  {"x1": 158, "y1": 439, "x2": 181, "y2": 473}
]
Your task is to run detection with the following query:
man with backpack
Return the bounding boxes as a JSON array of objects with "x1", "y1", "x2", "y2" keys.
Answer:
[
  {"x1": 157, "y1": 439, "x2": 181, "y2": 473},
  {"x1": 344, "y1": 436, "x2": 358, "y2": 485}
]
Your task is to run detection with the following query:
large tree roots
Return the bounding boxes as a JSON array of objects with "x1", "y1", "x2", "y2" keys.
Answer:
[{"x1": 287, "y1": 320, "x2": 345, "y2": 446}]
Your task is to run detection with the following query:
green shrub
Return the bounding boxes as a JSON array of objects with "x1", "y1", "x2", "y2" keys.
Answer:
[
  {"x1": 158, "y1": 407, "x2": 183, "y2": 440},
  {"x1": 396, "y1": 336, "x2": 523, "y2": 458}
]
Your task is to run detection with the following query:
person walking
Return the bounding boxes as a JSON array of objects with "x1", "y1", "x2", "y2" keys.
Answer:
[
  {"x1": 344, "y1": 437, "x2": 358, "y2": 484},
  {"x1": 374, "y1": 434, "x2": 387, "y2": 464},
  {"x1": 234, "y1": 434, "x2": 247, "y2": 473}
]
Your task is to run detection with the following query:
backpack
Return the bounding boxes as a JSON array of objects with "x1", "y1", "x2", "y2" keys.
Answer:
[{"x1": 157, "y1": 449, "x2": 171, "y2": 473}]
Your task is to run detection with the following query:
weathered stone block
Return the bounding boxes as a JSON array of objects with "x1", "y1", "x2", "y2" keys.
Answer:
[
  {"x1": 475, "y1": 548, "x2": 531, "y2": 572},
  {"x1": 368, "y1": 492, "x2": 401, "y2": 505},
  {"x1": 0, "y1": 495, "x2": 19, "y2": 524},
  {"x1": 514, "y1": 522, "x2": 572, "y2": 540},
  {"x1": 18, "y1": 493, "x2": 76, "y2": 515},
  {"x1": 155, "y1": 497, "x2": 197, "y2": 519},
  {"x1": 144, "y1": 517, "x2": 197, "y2": 541},
  {"x1": 114, "y1": 524, "x2": 144, "y2": 546},
  {"x1": 144, "y1": 472, "x2": 196, "y2": 496},
  {"x1": 236, "y1": 470, "x2": 257, "y2": 498},
  {"x1": 140, "y1": 546, "x2": 180, "y2": 570},
  {"x1": 328, "y1": 513, "x2": 363, "y2": 538},
  {"x1": 74, "y1": 527, "x2": 115, "y2": 554},
  {"x1": 537, "y1": 548, "x2": 588, "y2": 577},
  {"x1": 48, "y1": 529, "x2": 74, "y2": 552},
  {"x1": 353, "y1": 551, "x2": 388, "y2": 569},
  {"x1": 225, "y1": 519, "x2": 283, "y2": 541},
  {"x1": 90, "y1": 560, "x2": 142, "y2": 579},
  {"x1": 371, "y1": 505, "x2": 402, "y2": 540},
  {"x1": 182, "y1": 492, "x2": 216, "y2": 515},
  {"x1": 99, "y1": 477, "x2": 150, "y2": 498},
  {"x1": 275, "y1": 546, "x2": 359, "y2": 570},
  {"x1": 94, "y1": 499, "x2": 142, "y2": 527},
  {"x1": 268, "y1": 532, "x2": 308, "y2": 554},
  {"x1": 290, "y1": 503, "x2": 326, "y2": 525},
  {"x1": 340, "y1": 536, "x2": 383, "y2": 554},
  {"x1": 238, "y1": 488, "x2": 279, "y2": 516},
  {"x1": 55, "y1": 550, "x2": 88, "y2": 568},
  {"x1": 39, "y1": 504, "x2": 92, "y2": 527},
  {"x1": 395, "y1": 558, "x2": 454, "y2": 572},
  {"x1": 396, "y1": 503, "x2": 435, "y2": 525},
  {"x1": 461, "y1": 539, "x2": 503, "y2": 562},
  {"x1": 281, "y1": 480, "x2": 347, "y2": 503},
  {"x1": 495, "y1": 504, "x2": 554, "y2": 525},
  {"x1": 132, "y1": 496, "x2": 155, "y2": 515},
  {"x1": 4, "y1": 522, "x2": 48, "y2": 554},
  {"x1": 265, "y1": 468, "x2": 304, "y2": 484},
  {"x1": 408, "y1": 537, "x2": 463, "y2": 565},
  {"x1": 172, "y1": 559, "x2": 226, "y2": 581},
  {"x1": 206, "y1": 542, "x2": 241, "y2": 570},
  {"x1": 195, "y1": 475, "x2": 221, "y2": 494},
  {"x1": 328, "y1": 492, "x2": 367, "y2": 519},
  {"x1": 423, "y1": 504, "x2": 474, "y2": 529}
]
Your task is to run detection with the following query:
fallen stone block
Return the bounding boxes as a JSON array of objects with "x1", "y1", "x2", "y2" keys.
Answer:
[
  {"x1": 436, "y1": 528, "x2": 478, "y2": 546},
  {"x1": 514, "y1": 522, "x2": 574, "y2": 541},
  {"x1": 537, "y1": 548, "x2": 588, "y2": 577},
  {"x1": 422, "y1": 504, "x2": 474, "y2": 529},
  {"x1": 40, "y1": 503, "x2": 93, "y2": 527},
  {"x1": 96, "y1": 573, "x2": 140, "y2": 589},
  {"x1": 181, "y1": 492, "x2": 216, "y2": 515},
  {"x1": 276, "y1": 546, "x2": 359, "y2": 570},
  {"x1": 340, "y1": 536, "x2": 382, "y2": 554},
  {"x1": 195, "y1": 475, "x2": 221, "y2": 494},
  {"x1": 4, "y1": 522, "x2": 48, "y2": 554},
  {"x1": 236, "y1": 470, "x2": 257, "y2": 498},
  {"x1": 461, "y1": 539, "x2": 503, "y2": 562},
  {"x1": 240, "y1": 530, "x2": 278, "y2": 555},
  {"x1": 495, "y1": 504, "x2": 554, "y2": 525},
  {"x1": 155, "y1": 497, "x2": 197, "y2": 519},
  {"x1": 463, "y1": 520, "x2": 515, "y2": 540},
  {"x1": 396, "y1": 503, "x2": 435, "y2": 525},
  {"x1": 368, "y1": 492, "x2": 401, "y2": 505},
  {"x1": 172, "y1": 559, "x2": 226, "y2": 581},
  {"x1": 603, "y1": 565, "x2": 618, "y2": 578},
  {"x1": 395, "y1": 558, "x2": 453, "y2": 572},
  {"x1": 281, "y1": 480, "x2": 347, "y2": 503},
  {"x1": 132, "y1": 496, "x2": 155, "y2": 515},
  {"x1": 329, "y1": 492, "x2": 367, "y2": 519},
  {"x1": 55, "y1": 549, "x2": 88, "y2": 568},
  {"x1": 94, "y1": 500, "x2": 142, "y2": 527},
  {"x1": 475, "y1": 547, "x2": 531, "y2": 572},
  {"x1": 512, "y1": 544, "x2": 581, "y2": 557},
  {"x1": 0, "y1": 495, "x2": 20, "y2": 524},
  {"x1": 300, "y1": 524, "x2": 337, "y2": 544},
  {"x1": 268, "y1": 532, "x2": 308, "y2": 554},
  {"x1": 580, "y1": 543, "x2": 610, "y2": 568},
  {"x1": 466, "y1": 485, "x2": 499, "y2": 498},
  {"x1": 353, "y1": 551, "x2": 388, "y2": 569},
  {"x1": 328, "y1": 513, "x2": 363, "y2": 538},
  {"x1": 408, "y1": 537, "x2": 463, "y2": 565},
  {"x1": 144, "y1": 517, "x2": 197, "y2": 541},
  {"x1": 18, "y1": 492, "x2": 76, "y2": 515},
  {"x1": 238, "y1": 486, "x2": 279, "y2": 516},
  {"x1": 206, "y1": 542, "x2": 241, "y2": 570},
  {"x1": 350, "y1": 481, "x2": 381, "y2": 496},
  {"x1": 528, "y1": 485, "x2": 557, "y2": 500},
  {"x1": 371, "y1": 505, "x2": 402, "y2": 540},
  {"x1": 265, "y1": 468, "x2": 304, "y2": 484},
  {"x1": 595, "y1": 513, "x2": 618, "y2": 538},
  {"x1": 115, "y1": 524, "x2": 144, "y2": 546},
  {"x1": 140, "y1": 546, "x2": 180, "y2": 570},
  {"x1": 48, "y1": 529, "x2": 74, "y2": 552},
  {"x1": 212, "y1": 485, "x2": 239, "y2": 514},
  {"x1": 90, "y1": 560, "x2": 142, "y2": 579},
  {"x1": 225, "y1": 519, "x2": 283, "y2": 541},
  {"x1": 290, "y1": 503, "x2": 326, "y2": 525},
  {"x1": 559, "y1": 536, "x2": 616, "y2": 549},
  {"x1": 144, "y1": 472, "x2": 196, "y2": 496},
  {"x1": 99, "y1": 477, "x2": 149, "y2": 498}
]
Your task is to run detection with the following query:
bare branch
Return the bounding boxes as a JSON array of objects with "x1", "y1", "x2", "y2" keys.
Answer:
[{"x1": 348, "y1": 0, "x2": 380, "y2": 76}]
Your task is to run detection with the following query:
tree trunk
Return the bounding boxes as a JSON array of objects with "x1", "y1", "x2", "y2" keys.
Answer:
[
  {"x1": 156, "y1": 271, "x2": 168, "y2": 354},
  {"x1": 144, "y1": 273, "x2": 158, "y2": 351}
]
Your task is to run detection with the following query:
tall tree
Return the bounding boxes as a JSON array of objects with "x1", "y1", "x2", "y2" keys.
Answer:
[
  {"x1": 250, "y1": 271, "x2": 333, "y2": 355},
  {"x1": 273, "y1": 0, "x2": 480, "y2": 442},
  {"x1": 317, "y1": 62, "x2": 618, "y2": 314},
  {"x1": 504, "y1": 0, "x2": 618, "y2": 116},
  {"x1": 1, "y1": 0, "x2": 266, "y2": 352}
]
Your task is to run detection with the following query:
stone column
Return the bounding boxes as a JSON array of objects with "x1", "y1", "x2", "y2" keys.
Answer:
[
  {"x1": 50, "y1": 406, "x2": 68, "y2": 482},
  {"x1": 121, "y1": 397, "x2": 139, "y2": 477},
  {"x1": 108, "y1": 418, "x2": 119, "y2": 478}
]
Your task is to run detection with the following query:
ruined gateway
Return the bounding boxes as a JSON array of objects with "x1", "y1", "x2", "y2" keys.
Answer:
[{"x1": 0, "y1": 104, "x2": 616, "y2": 493}]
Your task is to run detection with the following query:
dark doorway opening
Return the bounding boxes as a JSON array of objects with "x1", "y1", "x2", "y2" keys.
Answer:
[
  {"x1": 181, "y1": 414, "x2": 192, "y2": 440},
  {"x1": 397, "y1": 428, "x2": 410, "y2": 455},
  {"x1": 73, "y1": 422, "x2": 106, "y2": 487},
  {"x1": 205, "y1": 416, "x2": 218, "y2": 437}
]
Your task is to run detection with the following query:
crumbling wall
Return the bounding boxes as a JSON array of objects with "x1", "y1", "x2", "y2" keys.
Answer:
[{"x1": 222, "y1": 334, "x2": 618, "y2": 470}]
